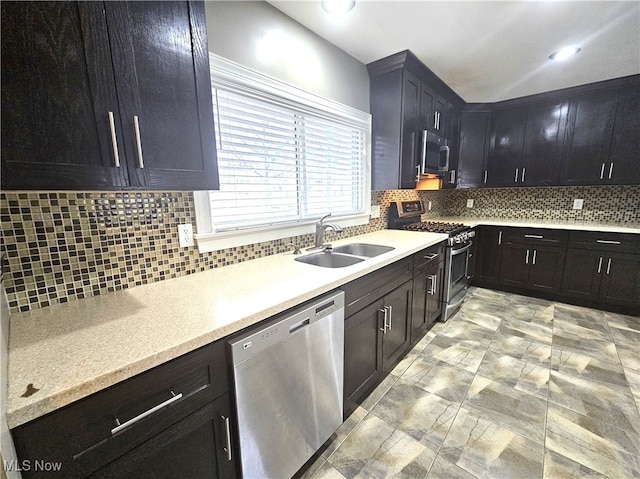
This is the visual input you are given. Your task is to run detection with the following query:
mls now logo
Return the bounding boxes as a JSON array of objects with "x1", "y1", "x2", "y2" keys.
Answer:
[{"x1": 3, "y1": 460, "x2": 63, "y2": 472}]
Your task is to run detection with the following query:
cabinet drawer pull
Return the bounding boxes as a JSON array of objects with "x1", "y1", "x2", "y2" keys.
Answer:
[
  {"x1": 111, "y1": 391, "x2": 183, "y2": 435},
  {"x1": 108, "y1": 111, "x2": 120, "y2": 168},
  {"x1": 386, "y1": 305, "x2": 393, "y2": 331},
  {"x1": 484, "y1": 170, "x2": 488, "y2": 184},
  {"x1": 608, "y1": 162, "x2": 614, "y2": 179},
  {"x1": 222, "y1": 415, "x2": 233, "y2": 461},
  {"x1": 597, "y1": 256, "x2": 603, "y2": 274},
  {"x1": 600, "y1": 163, "x2": 605, "y2": 180},
  {"x1": 379, "y1": 308, "x2": 387, "y2": 333},
  {"x1": 434, "y1": 112, "x2": 438, "y2": 130},
  {"x1": 596, "y1": 240, "x2": 621, "y2": 245},
  {"x1": 133, "y1": 115, "x2": 145, "y2": 169},
  {"x1": 521, "y1": 167, "x2": 526, "y2": 183},
  {"x1": 524, "y1": 235, "x2": 544, "y2": 239},
  {"x1": 428, "y1": 274, "x2": 437, "y2": 295},
  {"x1": 424, "y1": 253, "x2": 439, "y2": 260},
  {"x1": 525, "y1": 249, "x2": 530, "y2": 264},
  {"x1": 606, "y1": 257, "x2": 612, "y2": 275},
  {"x1": 515, "y1": 168, "x2": 519, "y2": 183},
  {"x1": 532, "y1": 249, "x2": 537, "y2": 265},
  {"x1": 498, "y1": 231, "x2": 502, "y2": 246}
]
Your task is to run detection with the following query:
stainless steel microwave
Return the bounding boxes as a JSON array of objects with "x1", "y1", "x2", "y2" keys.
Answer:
[{"x1": 419, "y1": 130, "x2": 450, "y2": 175}]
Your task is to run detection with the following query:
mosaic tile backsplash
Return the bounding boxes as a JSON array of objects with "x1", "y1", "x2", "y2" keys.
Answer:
[{"x1": 1, "y1": 185, "x2": 637, "y2": 314}]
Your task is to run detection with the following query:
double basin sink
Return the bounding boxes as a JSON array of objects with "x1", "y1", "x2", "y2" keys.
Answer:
[{"x1": 295, "y1": 243, "x2": 395, "y2": 268}]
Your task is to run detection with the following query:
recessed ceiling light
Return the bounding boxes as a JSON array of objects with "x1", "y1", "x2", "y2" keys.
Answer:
[
  {"x1": 549, "y1": 46, "x2": 582, "y2": 61},
  {"x1": 321, "y1": 0, "x2": 356, "y2": 15}
]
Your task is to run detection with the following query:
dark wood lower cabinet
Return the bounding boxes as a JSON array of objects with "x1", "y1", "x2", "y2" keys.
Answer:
[
  {"x1": 411, "y1": 258, "x2": 444, "y2": 341},
  {"x1": 500, "y1": 244, "x2": 565, "y2": 292},
  {"x1": 381, "y1": 281, "x2": 413, "y2": 373},
  {"x1": 343, "y1": 299, "x2": 384, "y2": 417},
  {"x1": 561, "y1": 249, "x2": 640, "y2": 309},
  {"x1": 91, "y1": 395, "x2": 235, "y2": 479},
  {"x1": 474, "y1": 226, "x2": 639, "y2": 315}
]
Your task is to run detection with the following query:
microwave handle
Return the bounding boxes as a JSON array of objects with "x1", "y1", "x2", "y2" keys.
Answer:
[
  {"x1": 421, "y1": 130, "x2": 428, "y2": 175},
  {"x1": 440, "y1": 145, "x2": 450, "y2": 171}
]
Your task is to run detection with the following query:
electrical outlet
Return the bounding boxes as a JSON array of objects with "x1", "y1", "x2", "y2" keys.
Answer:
[
  {"x1": 178, "y1": 224, "x2": 194, "y2": 247},
  {"x1": 572, "y1": 199, "x2": 584, "y2": 210},
  {"x1": 466, "y1": 198, "x2": 474, "y2": 208},
  {"x1": 370, "y1": 205, "x2": 381, "y2": 219}
]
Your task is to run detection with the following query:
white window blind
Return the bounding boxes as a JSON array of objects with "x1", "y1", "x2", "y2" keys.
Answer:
[{"x1": 209, "y1": 87, "x2": 368, "y2": 232}]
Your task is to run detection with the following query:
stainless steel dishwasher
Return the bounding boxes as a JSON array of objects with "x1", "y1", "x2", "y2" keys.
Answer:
[{"x1": 229, "y1": 290, "x2": 344, "y2": 479}]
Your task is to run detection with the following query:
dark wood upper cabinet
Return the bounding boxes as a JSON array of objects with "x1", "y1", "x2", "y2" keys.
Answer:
[
  {"x1": 368, "y1": 50, "x2": 465, "y2": 190},
  {"x1": 456, "y1": 109, "x2": 491, "y2": 188},
  {"x1": 520, "y1": 102, "x2": 567, "y2": 186},
  {"x1": 1, "y1": 1, "x2": 219, "y2": 191},
  {"x1": 1, "y1": 2, "x2": 129, "y2": 189},
  {"x1": 486, "y1": 107, "x2": 526, "y2": 187},
  {"x1": 607, "y1": 86, "x2": 640, "y2": 185},
  {"x1": 559, "y1": 89, "x2": 618, "y2": 186}
]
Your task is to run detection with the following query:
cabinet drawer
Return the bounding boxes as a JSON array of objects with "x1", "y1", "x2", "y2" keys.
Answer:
[
  {"x1": 503, "y1": 228, "x2": 568, "y2": 246},
  {"x1": 413, "y1": 242, "x2": 446, "y2": 274},
  {"x1": 12, "y1": 340, "x2": 229, "y2": 478},
  {"x1": 343, "y1": 257, "x2": 413, "y2": 318},
  {"x1": 568, "y1": 231, "x2": 640, "y2": 253}
]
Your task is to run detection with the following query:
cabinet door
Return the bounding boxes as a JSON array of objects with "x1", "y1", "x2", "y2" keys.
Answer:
[
  {"x1": 104, "y1": 1, "x2": 219, "y2": 190},
  {"x1": 598, "y1": 253, "x2": 640, "y2": 308},
  {"x1": 434, "y1": 95, "x2": 447, "y2": 134},
  {"x1": 411, "y1": 275, "x2": 428, "y2": 339},
  {"x1": 1, "y1": 2, "x2": 128, "y2": 189},
  {"x1": 419, "y1": 82, "x2": 437, "y2": 132},
  {"x1": 91, "y1": 395, "x2": 235, "y2": 479},
  {"x1": 559, "y1": 249, "x2": 602, "y2": 302},
  {"x1": 527, "y1": 245, "x2": 565, "y2": 293},
  {"x1": 425, "y1": 261, "x2": 445, "y2": 327},
  {"x1": 607, "y1": 87, "x2": 640, "y2": 185},
  {"x1": 343, "y1": 299, "x2": 384, "y2": 418},
  {"x1": 457, "y1": 111, "x2": 491, "y2": 188},
  {"x1": 399, "y1": 70, "x2": 421, "y2": 188},
  {"x1": 521, "y1": 102, "x2": 566, "y2": 186},
  {"x1": 559, "y1": 90, "x2": 618, "y2": 185},
  {"x1": 486, "y1": 107, "x2": 526, "y2": 186},
  {"x1": 475, "y1": 227, "x2": 503, "y2": 283},
  {"x1": 499, "y1": 243, "x2": 530, "y2": 287},
  {"x1": 381, "y1": 281, "x2": 413, "y2": 373}
]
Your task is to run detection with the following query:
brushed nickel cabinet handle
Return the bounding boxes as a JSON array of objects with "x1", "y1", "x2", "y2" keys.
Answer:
[
  {"x1": 525, "y1": 249, "x2": 530, "y2": 264},
  {"x1": 596, "y1": 240, "x2": 621, "y2": 245},
  {"x1": 608, "y1": 162, "x2": 614, "y2": 179},
  {"x1": 597, "y1": 256, "x2": 603, "y2": 274},
  {"x1": 111, "y1": 391, "x2": 182, "y2": 435},
  {"x1": 606, "y1": 257, "x2": 612, "y2": 275},
  {"x1": 379, "y1": 308, "x2": 387, "y2": 333},
  {"x1": 524, "y1": 234, "x2": 544, "y2": 239},
  {"x1": 484, "y1": 170, "x2": 488, "y2": 183},
  {"x1": 498, "y1": 231, "x2": 502, "y2": 246},
  {"x1": 522, "y1": 167, "x2": 526, "y2": 183},
  {"x1": 416, "y1": 164, "x2": 421, "y2": 183},
  {"x1": 222, "y1": 415, "x2": 233, "y2": 461},
  {"x1": 133, "y1": 115, "x2": 145, "y2": 169},
  {"x1": 600, "y1": 163, "x2": 605, "y2": 180},
  {"x1": 515, "y1": 168, "x2": 519, "y2": 183},
  {"x1": 386, "y1": 305, "x2": 393, "y2": 331},
  {"x1": 532, "y1": 249, "x2": 537, "y2": 265},
  {"x1": 108, "y1": 111, "x2": 120, "y2": 167}
]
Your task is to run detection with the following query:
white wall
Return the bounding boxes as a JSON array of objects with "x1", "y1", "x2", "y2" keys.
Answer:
[{"x1": 204, "y1": 1, "x2": 370, "y2": 112}]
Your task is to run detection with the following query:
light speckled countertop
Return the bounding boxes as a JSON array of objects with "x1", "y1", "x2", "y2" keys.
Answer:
[
  {"x1": 436, "y1": 217, "x2": 640, "y2": 234},
  {"x1": 8, "y1": 220, "x2": 639, "y2": 429},
  {"x1": 7, "y1": 229, "x2": 447, "y2": 429}
]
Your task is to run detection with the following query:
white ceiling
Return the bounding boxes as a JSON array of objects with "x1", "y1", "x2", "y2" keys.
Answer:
[{"x1": 266, "y1": 1, "x2": 640, "y2": 103}]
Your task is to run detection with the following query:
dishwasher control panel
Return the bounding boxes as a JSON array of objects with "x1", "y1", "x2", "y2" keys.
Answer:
[{"x1": 229, "y1": 290, "x2": 344, "y2": 364}]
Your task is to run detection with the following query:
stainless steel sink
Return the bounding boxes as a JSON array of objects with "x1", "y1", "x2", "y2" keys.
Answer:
[
  {"x1": 331, "y1": 243, "x2": 395, "y2": 257},
  {"x1": 294, "y1": 243, "x2": 394, "y2": 268},
  {"x1": 295, "y1": 251, "x2": 365, "y2": 268}
]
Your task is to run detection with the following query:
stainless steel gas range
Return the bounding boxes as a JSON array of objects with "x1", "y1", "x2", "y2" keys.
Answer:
[{"x1": 388, "y1": 200, "x2": 474, "y2": 321}]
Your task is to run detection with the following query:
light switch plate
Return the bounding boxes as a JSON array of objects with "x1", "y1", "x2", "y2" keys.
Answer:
[
  {"x1": 466, "y1": 199, "x2": 474, "y2": 208},
  {"x1": 573, "y1": 199, "x2": 584, "y2": 210},
  {"x1": 178, "y1": 224, "x2": 194, "y2": 247},
  {"x1": 370, "y1": 205, "x2": 381, "y2": 219}
]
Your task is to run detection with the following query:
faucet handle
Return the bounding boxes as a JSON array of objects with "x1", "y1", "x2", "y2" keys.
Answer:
[{"x1": 286, "y1": 242, "x2": 302, "y2": 255}]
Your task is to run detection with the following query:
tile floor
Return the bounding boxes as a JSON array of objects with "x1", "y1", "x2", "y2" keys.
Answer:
[{"x1": 302, "y1": 287, "x2": 640, "y2": 479}]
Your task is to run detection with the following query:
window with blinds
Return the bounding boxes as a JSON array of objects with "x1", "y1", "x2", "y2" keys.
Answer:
[{"x1": 208, "y1": 86, "x2": 368, "y2": 232}]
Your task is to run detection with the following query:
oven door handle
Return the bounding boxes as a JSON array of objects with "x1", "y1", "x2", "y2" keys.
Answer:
[{"x1": 450, "y1": 241, "x2": 473, "y2": 256}]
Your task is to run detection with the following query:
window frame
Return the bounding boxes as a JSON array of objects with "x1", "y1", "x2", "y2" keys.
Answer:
[{"x1": 194, "y1": 54, "x2": 371, "y2": 253}]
